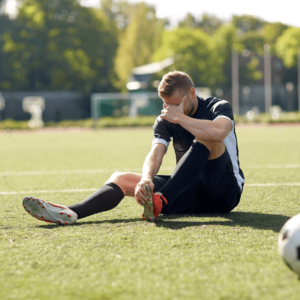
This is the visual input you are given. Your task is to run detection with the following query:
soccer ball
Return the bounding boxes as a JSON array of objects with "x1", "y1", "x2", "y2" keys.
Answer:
[{"x1": 278, "y1": 213, "x2": 300, "y2": 277}]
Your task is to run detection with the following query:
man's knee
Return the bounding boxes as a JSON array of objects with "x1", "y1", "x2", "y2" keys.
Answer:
[
  {"x1": 194, "y1": 139, "x2": 213, "y2": 152},
  {"x1": 106, "y1": 171, "x2": 141, "y2": 196},
  {"x1": 107, "y1": 171, "x2": 128, "y2": 185},
  {"x1": 106, "y1": 171, "x2": 137, "y2": 189},
  {"x1": 194, "y1": 139, "x2": 225, "y2": 160}
]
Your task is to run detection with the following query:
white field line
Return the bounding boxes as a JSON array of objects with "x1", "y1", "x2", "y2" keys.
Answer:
[
  {"x1": 1, "y1": 164, "x2": 300, "y2": 177},
  {"x1": 0, "y1": 189, "x2": 98, "y2": 195},
  {"x1": 0, "y1": 167, "x2": 173, "y2": 176},
  {"x1": 245, "y1": 164, "x2": 300, "y2": 169},
  {"x1": 1, "y1": 183, "x2": 300, "y2": 195},
  {"x1": 246, "y1": 183, "x2": 300, "y2": 187}
]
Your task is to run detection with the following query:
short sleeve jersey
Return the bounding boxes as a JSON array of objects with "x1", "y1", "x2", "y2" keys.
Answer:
[{"x1": 152, "y1": 96, "x2": 245, "y2": 191}]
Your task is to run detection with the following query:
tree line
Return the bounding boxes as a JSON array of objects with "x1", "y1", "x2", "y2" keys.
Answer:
[{"x1": 0, "y1": 0, "x2": 299, "y2": 97}]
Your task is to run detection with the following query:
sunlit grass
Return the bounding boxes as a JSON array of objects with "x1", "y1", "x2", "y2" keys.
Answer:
[{"x1": 0, "y1": 127, "x2": 300, "y2": 300}]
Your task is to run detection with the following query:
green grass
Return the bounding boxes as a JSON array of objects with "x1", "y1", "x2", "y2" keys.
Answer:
[
  {"x1": 0, "y1": 116, "x2": 158, "y2": 130},
  {"x1": 0, "y1": 126, "x2": 300, "y2": 300}
]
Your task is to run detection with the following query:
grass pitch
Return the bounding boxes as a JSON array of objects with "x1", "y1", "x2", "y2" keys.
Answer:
[{"x1": 0, "y1": 126, "x2": 300, "y2": 300}]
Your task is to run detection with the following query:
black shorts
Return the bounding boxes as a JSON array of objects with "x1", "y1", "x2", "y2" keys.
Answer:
[{"x1": 153, "y1": 149, "x2": 242, "y2": 214}]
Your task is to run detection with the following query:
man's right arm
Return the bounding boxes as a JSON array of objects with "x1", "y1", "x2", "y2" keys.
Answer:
[{"x1": 134, "y1": 143, "x2": 166, "y2": 205}]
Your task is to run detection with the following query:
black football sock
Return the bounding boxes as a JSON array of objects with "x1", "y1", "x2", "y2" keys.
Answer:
[
  {"x1": 68, "y1": 182, "x2": 124, "y2": 219},
  {"x1": 158, "y1": 141, "x2": 210, "y2": 201}
]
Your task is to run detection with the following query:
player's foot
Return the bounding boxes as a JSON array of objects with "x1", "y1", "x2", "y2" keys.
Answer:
[
  {"x1": 142, "y1": 185, "x2": 168, "y2": 222},
  {"x1": 22, "y1": 196, "x2": 78, "y2": 225}
]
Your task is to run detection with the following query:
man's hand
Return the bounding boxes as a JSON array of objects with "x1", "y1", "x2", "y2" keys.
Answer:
[
  {"x1": 160, "y1": 96, "x2": 186, "y2": 123},
  {"x1": 134, "y1": 178, "x2": 154, "y2": 205}
]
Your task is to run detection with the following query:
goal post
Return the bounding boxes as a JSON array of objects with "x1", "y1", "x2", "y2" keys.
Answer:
[{"x1": 90, "y1": 92, "x2": 162, "y2": 128}]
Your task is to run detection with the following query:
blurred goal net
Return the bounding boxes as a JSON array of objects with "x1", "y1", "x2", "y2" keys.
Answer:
[{"x1": 91, "y1": 92, "x2": 162, "y2": 126}]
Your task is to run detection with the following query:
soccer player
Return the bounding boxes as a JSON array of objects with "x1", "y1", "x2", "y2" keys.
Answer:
[{"x1": 22, "y1": 71, "x2": 245, "y2": 225}]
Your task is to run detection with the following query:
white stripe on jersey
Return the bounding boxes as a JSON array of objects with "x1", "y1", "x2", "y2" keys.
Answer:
[
  {"x1": 152, "y1": 138, "x2": 169, "y2": 150},
  {"x1": 213, "y1": 115, "x2": 245, "y2": 191}
]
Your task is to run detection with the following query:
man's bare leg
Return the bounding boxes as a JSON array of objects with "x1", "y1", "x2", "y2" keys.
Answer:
[
  {"x1": 67, "y1": 171, "x2": 142, "y2": 219},
  {"x1": 105, "y1": 171, "x2": 142, "y2": 197},
  {"x1": 23, "y1": 172, "x2": 143, "y2": 224}
]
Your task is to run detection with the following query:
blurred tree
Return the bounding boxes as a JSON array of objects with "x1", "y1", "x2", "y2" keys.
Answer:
[
  {"x1": 239, "y1": 31, "x2": 265, "y2": 55},
  {"x1": 178, "y1": 13, "x2": 198, "y2": 28},
  {"x1": 212, "y1": 25, "x2": 239, "y2": 90},
  {"x1": 213, "y1": 24, "x2": 263, "y2": 91},
  {"x1": 114, "y1": 2, "x2": 165, "y2": 90},
  {"x1": 153, "y1": 27, "x2": 223, "y2": 88},
  {"x1": 232, "y1": 15, "x2": 266, "y2": 34},
  {"x1": 0, "y1": 0, "x2": 118, "y2": 94},
  {"x1": 276, "y1": 27, "x2": 300, "y2": 86},
  {"x1": 276, "y1": 27, "x2": 300, "y2": 68},
  {"x1": 233, "y1": 23, "x2": 266, "y2": 85},
  {"x1": 0, "y1": 5, "x2": 17, "y2": 91},
  {"x1": 262, "y1": 22, "x2": 289, "y2": 51},
  {"x1": 179, "y1": 13, "x2": 223, "y2": 35},
  {"x1": 198, "y1": 13, "x2": 223, "y2": 35},
  {"x1": 237, "y1": 32, "x2": 264, "y2": 84},
  {"x1": 239, "y1": 56, "x2": 263, "y2": 84},
  {"x1": 99, "y1": 0, "x2": 132, "y2": 30},
  {"x1": 99, "y1": 0, "x2": 169, "y2": 32}
]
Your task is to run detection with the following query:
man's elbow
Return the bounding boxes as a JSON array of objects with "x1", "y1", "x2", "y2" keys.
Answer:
[
  {"x1": 212, "y1": 131, "x2": 227, "y2": 142},
  {"x1": 212, "y1": 119, "x2": 232, "y2": 142}
]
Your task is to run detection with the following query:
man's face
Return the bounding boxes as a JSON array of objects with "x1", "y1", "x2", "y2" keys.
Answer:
[{"x1": 162, "y1": 89, "x2": 194, "y2": 116}]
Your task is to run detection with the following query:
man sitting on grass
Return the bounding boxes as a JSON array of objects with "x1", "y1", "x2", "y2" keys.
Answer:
[{"x1": 22, "y1": 71, "x2": 245, "y2": 225}]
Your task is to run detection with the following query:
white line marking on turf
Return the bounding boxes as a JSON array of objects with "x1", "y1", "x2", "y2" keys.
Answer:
[
  {"x1": 1, "y1": 164, "x2": 300, "y2": 177},
  {"x1": 1, "y1": 183, "x2": 300, "y2": 195},
  {"x1": 0, "y1": 167, "x2": 173, "y2": 176},
  {"x1": 245, "y1": 164, "x2": 300, "y2": 169},
  {"x1": 0, "y1": 169, "x2": 121, "y2": 176},
  {"x1": 0, "y1": 189, "x2": 98, "y2": 195},
  {"x1": 245, "y1": 183, "x2": 300, "y2": 187}
]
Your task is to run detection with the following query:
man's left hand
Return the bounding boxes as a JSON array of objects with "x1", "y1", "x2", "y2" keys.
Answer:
[{"x1": 160, "y1": 96, "x2": 186, "y2": 123}]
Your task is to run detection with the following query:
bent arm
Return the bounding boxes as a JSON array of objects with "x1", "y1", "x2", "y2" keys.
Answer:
[
  {"x1": 142, "y1": 143, "x2": 166, "y2": 181},
  {"x1": 134, "y1": 143, "x2": 166, "y2": 205},
  {"x1": 178, "y1": 116, "x2": 232, "y2": 142}
]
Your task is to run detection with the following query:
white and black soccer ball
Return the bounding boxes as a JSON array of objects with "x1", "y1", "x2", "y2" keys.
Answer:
[{"x1": 278, "y1": 213, "x2": 300, "y2": 277}]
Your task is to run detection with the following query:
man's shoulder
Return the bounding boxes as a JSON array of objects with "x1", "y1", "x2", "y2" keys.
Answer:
[
  {"x1": 204, "y1": 97, "x2": 232, "y2": 114},
  {"x1": 204, "y1": 97, "x2": 231, "y2": 108},
  {"x1": 153, "y1": 116, "x2": 165, "y2": 127},
  {"x1": 196, "y1": 97, "x2": 233, "y2": 121},
  {"x1": 153, "y1": 116, "x2": 174, "y2": 131}
]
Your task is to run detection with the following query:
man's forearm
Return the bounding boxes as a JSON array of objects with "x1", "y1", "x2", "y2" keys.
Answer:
[
  {"x1": 142, "y1": 150, "x2": 163, "y2": 180},
  {"x1": 160, "y1": 96, "x2": 231, "y2": 143},
  {"x1": 135, "y1": 145, "x2": 165, "y2": 203},
  {"x1": 178, "y1": 114, "x2": 229, "y2": 142}
]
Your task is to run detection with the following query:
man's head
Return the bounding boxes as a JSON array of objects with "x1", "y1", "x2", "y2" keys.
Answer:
[{"x1": 158, "y1": 71, "x2": 197, "y2": 116}]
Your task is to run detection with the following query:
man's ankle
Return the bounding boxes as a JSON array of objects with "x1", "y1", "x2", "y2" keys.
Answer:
[{"x1": 155, "y1": 192, "x2": 164, "y2": 203}]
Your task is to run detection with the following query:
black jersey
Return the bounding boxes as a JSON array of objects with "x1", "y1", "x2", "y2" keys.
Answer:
[{"x1": 152, "y1": 96, "x2": 245, "y2": 191}]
